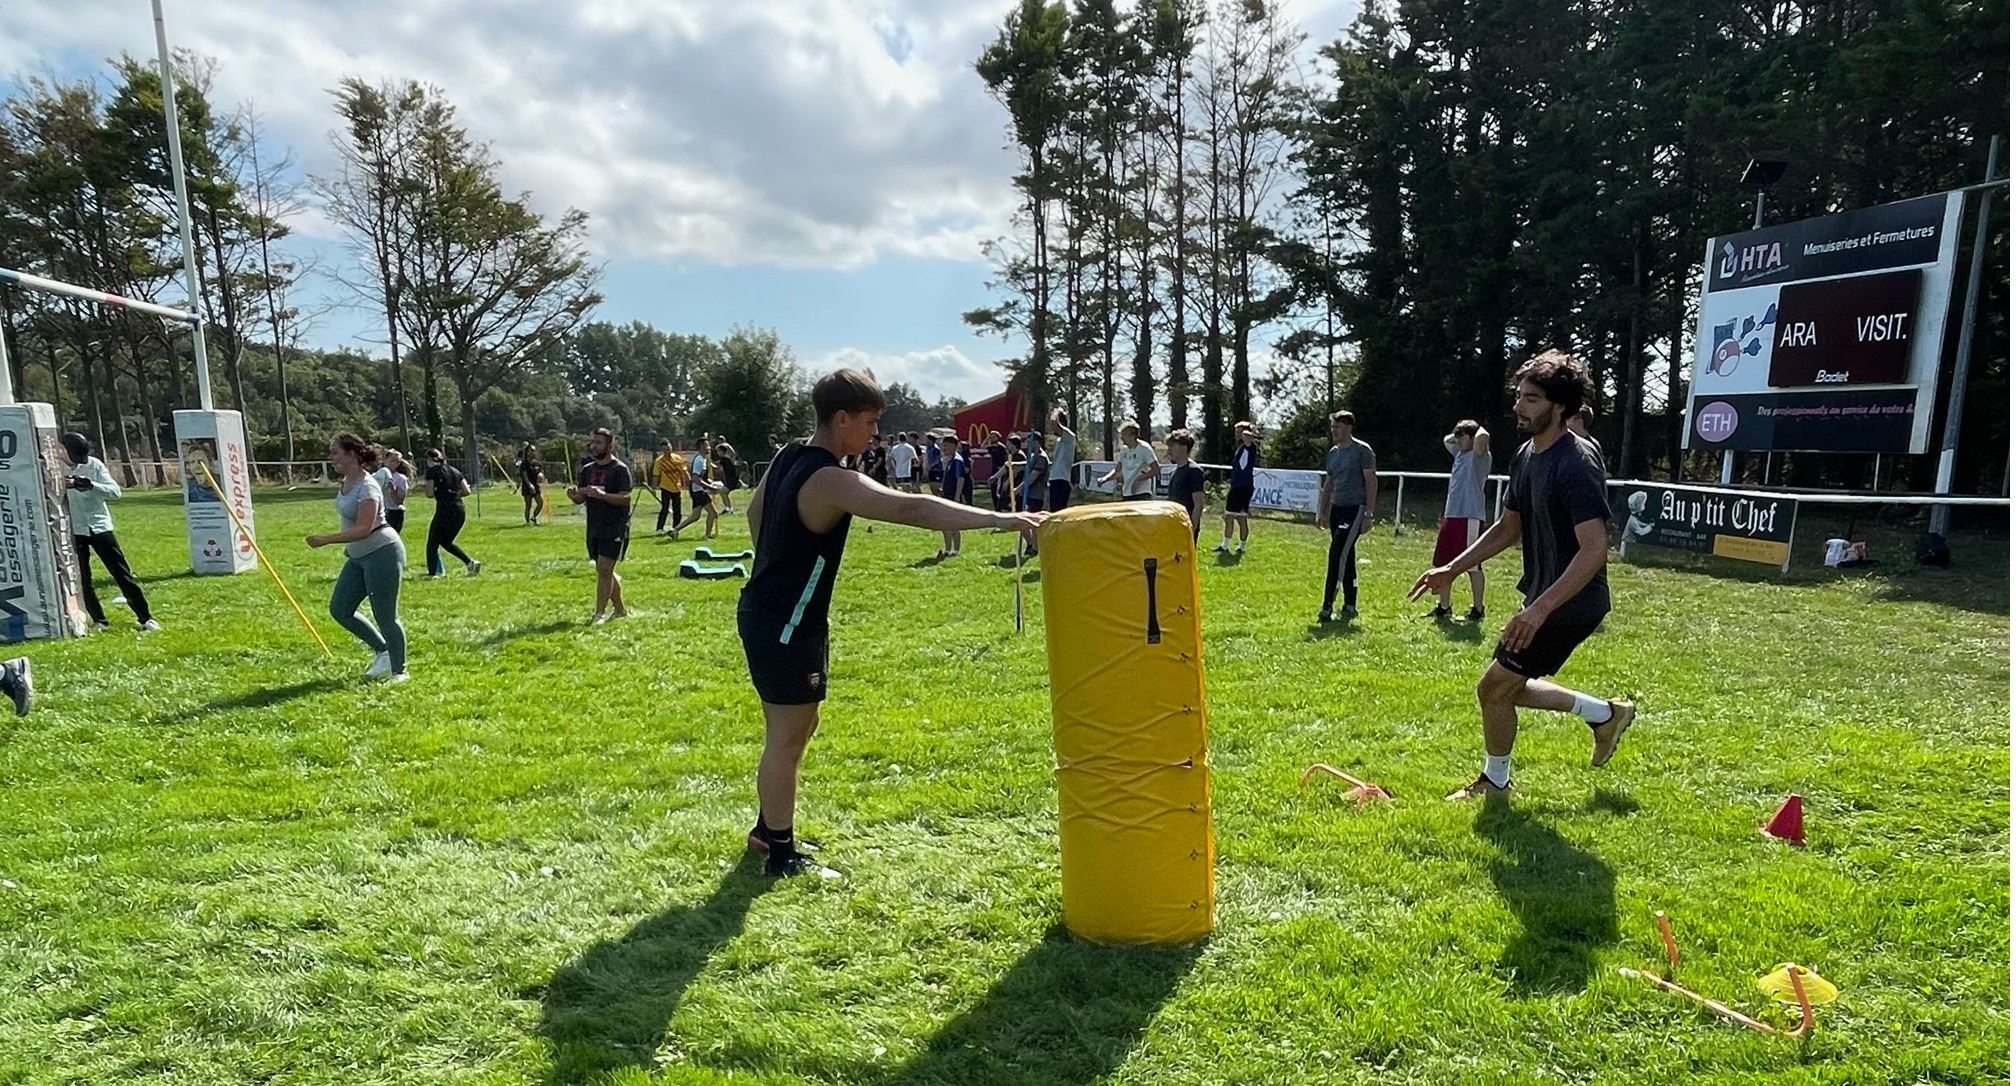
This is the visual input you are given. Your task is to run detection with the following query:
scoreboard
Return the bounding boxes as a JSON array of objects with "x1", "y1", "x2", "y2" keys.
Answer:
[{"x1": 1685, "y1": 192, "x2": 1966, "y2": 454}]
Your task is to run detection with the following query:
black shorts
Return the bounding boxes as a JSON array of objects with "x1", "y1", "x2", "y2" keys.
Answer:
[
  {"x1": 689, "y1": 489, "x2": 714, "y2": 510},
  {"x1": 1123, "y1": 493, "x2": 1155, "y2": 502},
  {"x1": 587, "y1": 534, "x2": 629, "y2": 562},
  {"x1": 519, "y1": 481, "x2": 540, "y2": 498},
  {"x1": 1049, "y1": 479, "x2": 1071, "y2": 511},
  {"x1": 739, "y1": 611, "x2": 829, "y2": 705},
  {"x1": 1024, "y1": 491, "x2": 1046, "y2": 513},
  {"x1": 1225, "y1": 485, "x2": 1254, "y2": 514},
  {"x1": 1493, "y1": 618, "x2": 1601, "y2": 679}
]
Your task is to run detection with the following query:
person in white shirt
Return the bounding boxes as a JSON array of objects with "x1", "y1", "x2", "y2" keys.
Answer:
[
  {"x1": 888, "y1": 432, "x2": 919, "y2": 493},
  {"x1": 1046, "y1": 409, "x2": 1077, "y2": 511},
  {"x1": 384, "y1": 455, "x2": 414, "y2": 534},
  {"x1": 1431, "y1": 420, "x2": 1492, "y2": 621},
  {"x1": 59, "y1": 432, "x2": 159, "y2": 632},
  {"x1": 1098, "y1": 421, "x2": 1159, "y2": 500}
]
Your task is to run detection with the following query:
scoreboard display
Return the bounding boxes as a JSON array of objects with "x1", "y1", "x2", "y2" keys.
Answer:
[{"x1": 1685, "y1": 192, "x2": 1965, "y2": 454}]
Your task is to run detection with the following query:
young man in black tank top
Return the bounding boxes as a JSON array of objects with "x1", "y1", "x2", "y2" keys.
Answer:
[{"x1": 738, "y1": 369, "x2": 1048, "y2": 877}]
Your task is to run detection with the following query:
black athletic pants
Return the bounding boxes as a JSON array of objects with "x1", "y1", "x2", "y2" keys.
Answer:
[{"x1": 75, "y1": 531, "x2": 151, "y2": 625}]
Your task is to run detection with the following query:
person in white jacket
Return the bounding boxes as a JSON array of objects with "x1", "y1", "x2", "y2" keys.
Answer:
[{"x1": 60, "y1": 432, "x2": 159, "y2": 632}]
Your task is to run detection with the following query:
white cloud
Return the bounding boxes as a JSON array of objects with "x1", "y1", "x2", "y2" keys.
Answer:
[
  {"x1": 814, "y1": 344, "x2": 1006, "y2": 406},
  {"x1": 0, "y1": 0, "x2": 1022, "y2": 268}
]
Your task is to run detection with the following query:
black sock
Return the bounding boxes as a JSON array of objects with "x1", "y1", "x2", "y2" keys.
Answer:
[{"x1": 757, "y1": 818, "x2": 794, "y2": 846}]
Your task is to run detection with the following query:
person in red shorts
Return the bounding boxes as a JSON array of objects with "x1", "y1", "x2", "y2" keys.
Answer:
[{"x1": 1430, "y1": 419, "x2": 1491, "y2": 621}]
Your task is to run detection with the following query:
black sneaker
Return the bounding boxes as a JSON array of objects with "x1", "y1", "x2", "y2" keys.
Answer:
[
  {"x1": 1465, "y1": 606, "x2": 1486, "y2": 622},
  {"x1": 765, "y1": 847, "x2": 841, "y2": 879},
  {"x1": 3, "y1": 656, "x2": 31, "y2": 716},
  {"x1": 1426, "y1": 605, "x2": 1452, "y2": 620}
]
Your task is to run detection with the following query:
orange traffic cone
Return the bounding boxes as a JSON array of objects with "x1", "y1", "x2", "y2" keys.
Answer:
[{"x1": 1760, "y1": 794, "x2": 1805, "y2": 845}]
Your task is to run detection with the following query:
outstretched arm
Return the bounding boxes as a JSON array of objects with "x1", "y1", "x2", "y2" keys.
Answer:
[{"x1": 807, "y1": 466, "x2": 1040, "y2": 534}]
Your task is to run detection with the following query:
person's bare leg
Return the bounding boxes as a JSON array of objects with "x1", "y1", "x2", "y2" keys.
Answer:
[
  {"x1": 757, "y1": 701, "x2": 822, "y2": 836},
  {"x1": 1468, "y1": 568, "x2": 1486, "y2": 612},
  {"x1": 1237, "y1": 515, "x2": 1249, "y2": 544},
  {"x1": 1478, "y1": 663, "x2": 1527, "y2": 756},
  {"x1": 592, "y1": 560, "x2": 610, "y2": 617},
  {"x1": 1513, "y1": 675, "x2": 1579, "y2": 713},
  {"x1": 606, "y1": 560, "x2": 627, "y2": 617}
]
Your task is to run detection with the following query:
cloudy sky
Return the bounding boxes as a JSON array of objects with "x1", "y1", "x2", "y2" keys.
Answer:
[{"x1": 0, "y1": 0, "x2": 1359, "y2": 407}]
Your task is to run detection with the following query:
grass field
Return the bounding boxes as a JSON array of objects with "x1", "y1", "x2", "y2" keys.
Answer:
[{"x1": 0, "y1": 483, "x2": 2007, "y2": 1085}]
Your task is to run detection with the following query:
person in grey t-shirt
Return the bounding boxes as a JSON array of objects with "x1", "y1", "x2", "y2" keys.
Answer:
[
  {"x1": 1429, "y1": 419, "x2": 1492, "y2": 621},
  {"x1": 1410, "y1": 350, "x2": 1636, "y2": 802},
  {"x1": 308, "y1": 432, "x2": 409, "y2": 682},
  {"x1": 1315, "y1": 410, "x2": 1377, "y2": 621}
]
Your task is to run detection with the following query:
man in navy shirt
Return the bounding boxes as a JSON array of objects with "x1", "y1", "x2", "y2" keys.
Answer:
[{"x1": 1216, "y1": 421, "x2": 1258, "y2": 554}]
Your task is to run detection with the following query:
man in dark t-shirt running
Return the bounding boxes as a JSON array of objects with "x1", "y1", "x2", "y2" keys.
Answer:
[
  {"x1": 739, "y1": 370, "x2": 1046, "y2": 877},
  {"x1": 567, "y1": 427, "x2": 633, "y2": 624},
  {"x1": 1411, "y1": 350, "x2": 1637, "y2": 801}
]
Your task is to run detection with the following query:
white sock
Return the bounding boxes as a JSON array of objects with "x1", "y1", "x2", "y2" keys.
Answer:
[
  {"x1": 1571, "y1": 691, "x2": 1613, "y2": 724},
  {"x1": 1483, "y1": 754, "x2": 1511, "y2": 787}
]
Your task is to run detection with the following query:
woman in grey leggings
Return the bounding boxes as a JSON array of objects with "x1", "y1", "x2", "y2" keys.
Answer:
[{"x1": 308, "y1": 432, "x2": 409, "y2": 682}]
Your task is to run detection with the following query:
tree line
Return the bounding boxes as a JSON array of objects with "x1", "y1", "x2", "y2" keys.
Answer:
[{"x1": 971, "y1": 0, "x2": 2008, "y2": 489}]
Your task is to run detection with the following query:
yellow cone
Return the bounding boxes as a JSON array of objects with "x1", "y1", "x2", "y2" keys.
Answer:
[{"x1": 1757, "y1": 963, "x2": 1838, "y2": 1005}]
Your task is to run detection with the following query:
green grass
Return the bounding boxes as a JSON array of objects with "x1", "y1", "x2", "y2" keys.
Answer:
[{"x1": 0, "y1": 484, "x2": 2006, "y2": 1085}]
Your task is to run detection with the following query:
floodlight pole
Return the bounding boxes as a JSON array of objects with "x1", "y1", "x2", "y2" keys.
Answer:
[
  {"x1": 1928, "y1": 135, "x2": 2002, "y2": 538},
  {"x1": 152, "y1": 0, "x2": 214, "y2": 411}
]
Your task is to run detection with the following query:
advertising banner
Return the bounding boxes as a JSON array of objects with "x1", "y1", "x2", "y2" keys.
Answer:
[
  {"x1": 0, "y1": 403, "x2": 88, "y2": 641},
  {"x1": 1251, "y1": 467, "x2": 1323, "y2": 513},
  {"x1": 1686, "y1": 191, "x2": 1966, "y2": 453},
  {"x1": 1616, "y1": 484, "x2": 1798, "y2": 571},
  {"x1": 173, "y1": 410, "x2": 258, "y2": 575}
]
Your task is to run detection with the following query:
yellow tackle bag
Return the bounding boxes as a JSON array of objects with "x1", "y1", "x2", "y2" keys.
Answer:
[{"x1": 1037, "y1": 500, "x2": 1214, "y2": 945}]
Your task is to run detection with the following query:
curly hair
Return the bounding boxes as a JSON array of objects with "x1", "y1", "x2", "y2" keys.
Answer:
[{"x1": 1510, "y1": 349, "x2": 1595, "y2": 417}]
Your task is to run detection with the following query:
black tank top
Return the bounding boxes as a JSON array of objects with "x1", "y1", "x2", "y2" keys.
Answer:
[{"x1": 737, "y1": 442, "x2": 852, "y2": 643}]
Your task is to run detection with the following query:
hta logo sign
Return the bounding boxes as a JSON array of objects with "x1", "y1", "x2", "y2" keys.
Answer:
[{"x1": 1718, "y1": 240, "x2": 1786, "y2": 284}]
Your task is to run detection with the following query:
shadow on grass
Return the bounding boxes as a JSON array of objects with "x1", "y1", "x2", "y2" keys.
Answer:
[
  {"x1": 1586, "y1": 787, "x2": 1640, "y2": 816},
  {"x1": 909, "y1": 555, "x2": 948, "y2": 569},
  {"x1": 537, "y1": 854, "x2": 772, "y2": 1082},
  {"x1": 178, "y1": 676, "x2": 351, "y2": 721},
  {"x1": 135, "y1": 569, "x2": 203, "y2": 586},
  {"x1": 477, "y1": 619, "x2": 581, "y2": 647},
  {"x1": 1305, "y1": 622, "x2": 1361, "y2": 641},
  {"x1": 1474, "y1": 801, "x2": 1616, "y2": 996},
  {"x1": 1438, "y1": 619, "x2": 1485, "y2": 644},
  {"x1": 874, "y1": 926, "x2": 1199, "y2": 1086},
  {"x1": 1214, "y1": 551, "x2": 1244, "y2": 566}
]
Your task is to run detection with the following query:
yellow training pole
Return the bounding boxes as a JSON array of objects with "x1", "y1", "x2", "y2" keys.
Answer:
[{"x1": 196, "y1": 460, "x2": 334, "y2": 659}]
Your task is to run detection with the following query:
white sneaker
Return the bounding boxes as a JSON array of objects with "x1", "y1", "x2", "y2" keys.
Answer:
[
  {"x1": 467, "y1": 561, "x2": 482, "y2": 577},
  {"x1": 386, "y1": 671, "x2": 411, "y2": 685},
  {"x1": 591, "y1": 613, "x2": 608, "y2": 626},
  {"x1": 365, "y1": 652, "x2": 392, "y2": 679},
  {"x1": 1214, "y1": 541, "x2": 1230, "y2": 553},
  {"x1": 139, "y1": 619, "x2": 162, "y2": 632}
]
